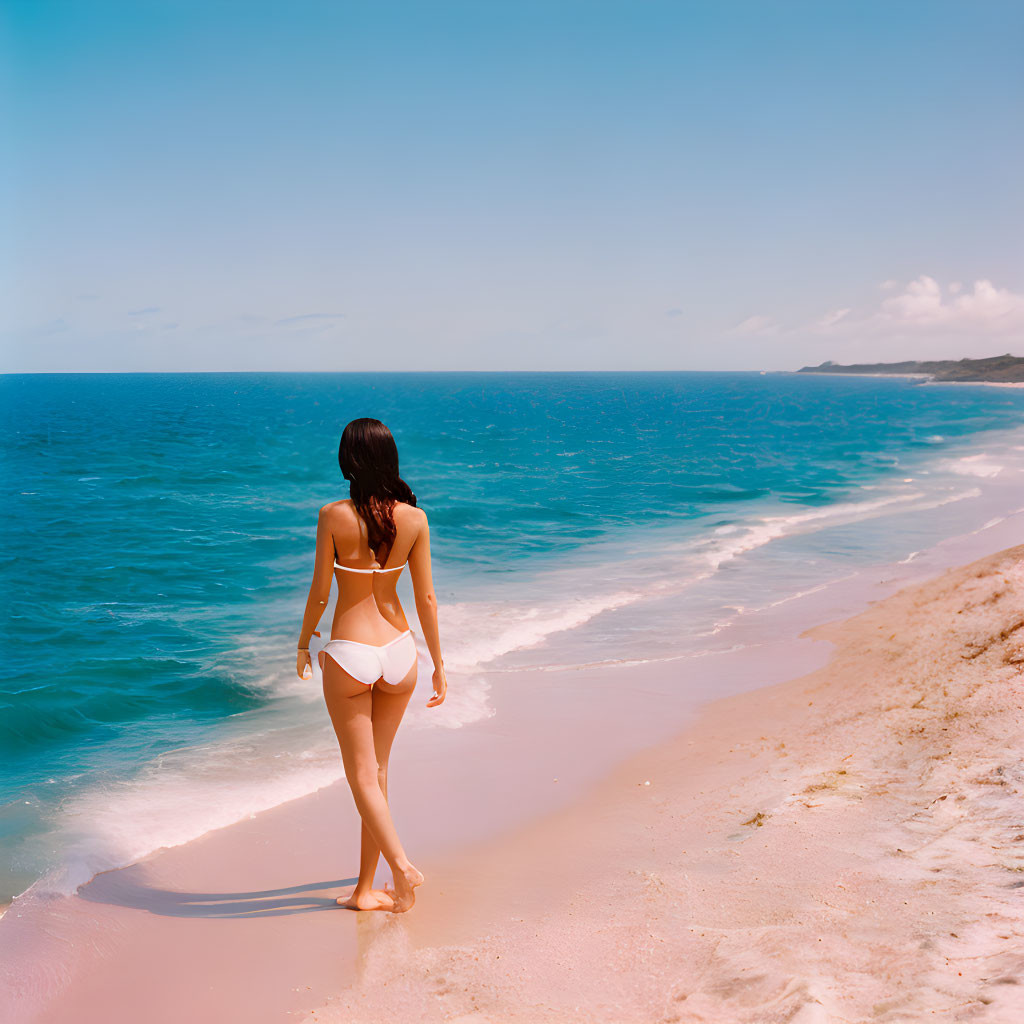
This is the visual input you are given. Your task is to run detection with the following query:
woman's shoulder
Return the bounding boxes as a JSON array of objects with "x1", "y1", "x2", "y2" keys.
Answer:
[
  {"x1": 321, "y1": 498, "x2": 354, "y2": 518},
  {"x1": 394, "y1": 501, "x2": 427, "y2": 526},
  {"x1": 326, "y1": 498, "x2": 425, "y2": 526}
]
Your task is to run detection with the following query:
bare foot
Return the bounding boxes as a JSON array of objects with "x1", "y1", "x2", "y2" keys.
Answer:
[
  {"x1": 386, "y1": 863, "x2": 425, "y2": 913},
  {"x1": 336, "y1": 888, "x2": 395, "y2": 911}
]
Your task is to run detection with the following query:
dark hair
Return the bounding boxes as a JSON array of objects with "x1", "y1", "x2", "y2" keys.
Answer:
[{"x1": 338, "y1": 418, "x2": 417, "y2": 560}]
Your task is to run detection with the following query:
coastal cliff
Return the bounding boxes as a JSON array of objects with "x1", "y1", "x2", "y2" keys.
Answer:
[{"x1": 798, "y1": 354, "x2": 1024, "y2": 383}]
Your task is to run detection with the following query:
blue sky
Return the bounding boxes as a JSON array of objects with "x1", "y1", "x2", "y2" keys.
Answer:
[{"x1": 3, "y1": 0, "x2": 1022, "y2": 371}]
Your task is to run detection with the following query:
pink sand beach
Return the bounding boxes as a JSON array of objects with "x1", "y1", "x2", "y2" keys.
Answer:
[{"x1": 2, "y1": 515, "x2": 1023, "y2": 1024}]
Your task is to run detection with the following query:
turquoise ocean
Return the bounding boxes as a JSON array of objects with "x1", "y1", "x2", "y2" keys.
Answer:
[{"x1": 3, "y1": 371, "x2": 1024, "y2": 905}]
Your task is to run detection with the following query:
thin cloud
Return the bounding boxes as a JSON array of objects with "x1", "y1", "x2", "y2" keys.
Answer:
[
  {"x1": 812, "y1": 308, "x2": 852, "y2": 331},
  {"x1": 33, "y1": 317, "x2": 70, "y2": 336},
  {"x1": 275, "y1": 313, "x2": 346, "y2": 325},
  {"x1": 749, "y1": 276, "x2": 1024, "y2": 339},
  {"x1": 873, "y1": 276, "x2": 1024, "y2": 333},
  {"x1": 128, "y1": 306, "x2": 161, "y2": 316},
  {"x1": 805, "y1": 276, "x2": 1024, "y2": 336},
  {"x1": 727, "y1": 314, "x2": 780, "y2": 337}
]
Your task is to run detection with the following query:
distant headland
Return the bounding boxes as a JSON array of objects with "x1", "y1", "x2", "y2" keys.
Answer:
[{"x1": 797, "y1": 353, "x2": 1024, "y2": 384}]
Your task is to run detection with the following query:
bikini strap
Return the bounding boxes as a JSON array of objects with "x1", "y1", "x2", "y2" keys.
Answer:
[{"x1": 333, "y1": 562, "x2": 407, "y2": 574}]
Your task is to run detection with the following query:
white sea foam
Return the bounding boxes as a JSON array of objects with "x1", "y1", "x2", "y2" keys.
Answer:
[
  {"x1": 981, "y1": 511, "x2": 1021, "y2": 530},
  {"x1": 638, "y1": 487, "x2": 983, "y2": 603},
  {"x1": 938, "y1": 453, "x2": 1004, "y2": 478},
  {"x1": 21, "y1": 728, "x2": 343, "y2": 898},
  {"x1": 698, "y1": 493, "x2": 922, "y2": 571},
  {"x1": 436, "y1": 588, "x2": 645, "y2": 674}
]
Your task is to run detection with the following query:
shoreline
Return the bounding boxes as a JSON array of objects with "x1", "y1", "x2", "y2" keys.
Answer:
[
  {"x1": 2, "y1": 513, "x2": 1024, "y2": 1021},
  {"x1": 925, "y1": 379, "x2": 1024, "y2": 389},
  {"x1": 794, "y1": 370, "x2": 1024, "y2": 388}
]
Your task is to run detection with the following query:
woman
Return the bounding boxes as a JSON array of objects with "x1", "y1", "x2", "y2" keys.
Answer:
[{"x1": 296, "y1": 418, "x2": 447, "y2": 913}]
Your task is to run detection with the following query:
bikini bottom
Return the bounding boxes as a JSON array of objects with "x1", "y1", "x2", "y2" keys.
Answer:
[{"x1": 320, "y1": 629, "x2": 417, "y2": 687}]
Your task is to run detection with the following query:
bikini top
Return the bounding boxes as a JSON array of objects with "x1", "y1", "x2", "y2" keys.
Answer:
[{"x1": 333, "y1": 561, "x2": 407, "y2": 576}]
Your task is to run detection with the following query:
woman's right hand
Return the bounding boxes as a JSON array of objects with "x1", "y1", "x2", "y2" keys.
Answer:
[{"x1": 426, "y1": 664, "x2": 447, "y2": 708}]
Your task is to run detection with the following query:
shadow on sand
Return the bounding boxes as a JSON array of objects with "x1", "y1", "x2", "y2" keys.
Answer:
[{"x1": 79, "y1": 864, "x2": 360, "y2": 918}]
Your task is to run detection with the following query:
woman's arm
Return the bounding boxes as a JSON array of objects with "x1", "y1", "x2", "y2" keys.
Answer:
[
  {"x1": 296, "y1": 506, "x2": 335, "y2": 664},
  {"x1": 407, "y1": 508, "x2": 447, "y2": 706}
]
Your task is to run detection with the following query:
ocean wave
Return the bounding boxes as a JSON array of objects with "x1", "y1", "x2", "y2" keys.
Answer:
[
  {"x1": 435, "y1": 589, "x2": 645, "y2": 674},
  {"x1": 18, "y1": 728, "x2": 343, "y2": 899}
]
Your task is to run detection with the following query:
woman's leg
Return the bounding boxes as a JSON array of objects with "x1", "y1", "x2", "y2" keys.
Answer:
[
  {"x1": 321, "y1": 651, "x2": 423, "y2": 912},
  {"x1": 320, "y1": 649, "x2": 392, "y2": 910},
  {"x1": 349, "y1": 660, "x2": 418, "y2": 901}
]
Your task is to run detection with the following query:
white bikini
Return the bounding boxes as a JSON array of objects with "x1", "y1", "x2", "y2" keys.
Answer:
[{"x1": 320, "y1": 561, "x2": 418, "y2": 687}]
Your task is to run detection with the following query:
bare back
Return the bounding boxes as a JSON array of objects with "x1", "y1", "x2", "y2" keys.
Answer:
[{"x1": 328, "y1": 499, "x2": 425, "y2": 644}]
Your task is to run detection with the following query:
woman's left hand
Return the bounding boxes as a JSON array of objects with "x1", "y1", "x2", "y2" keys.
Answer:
[{"x1": 297, "y1": 631, "x2": 320, "y2": 679}]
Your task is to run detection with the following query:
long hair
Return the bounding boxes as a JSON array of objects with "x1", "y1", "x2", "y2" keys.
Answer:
[{"x1": 338, "y1": 418, "x2": 417, "y2": 560}]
